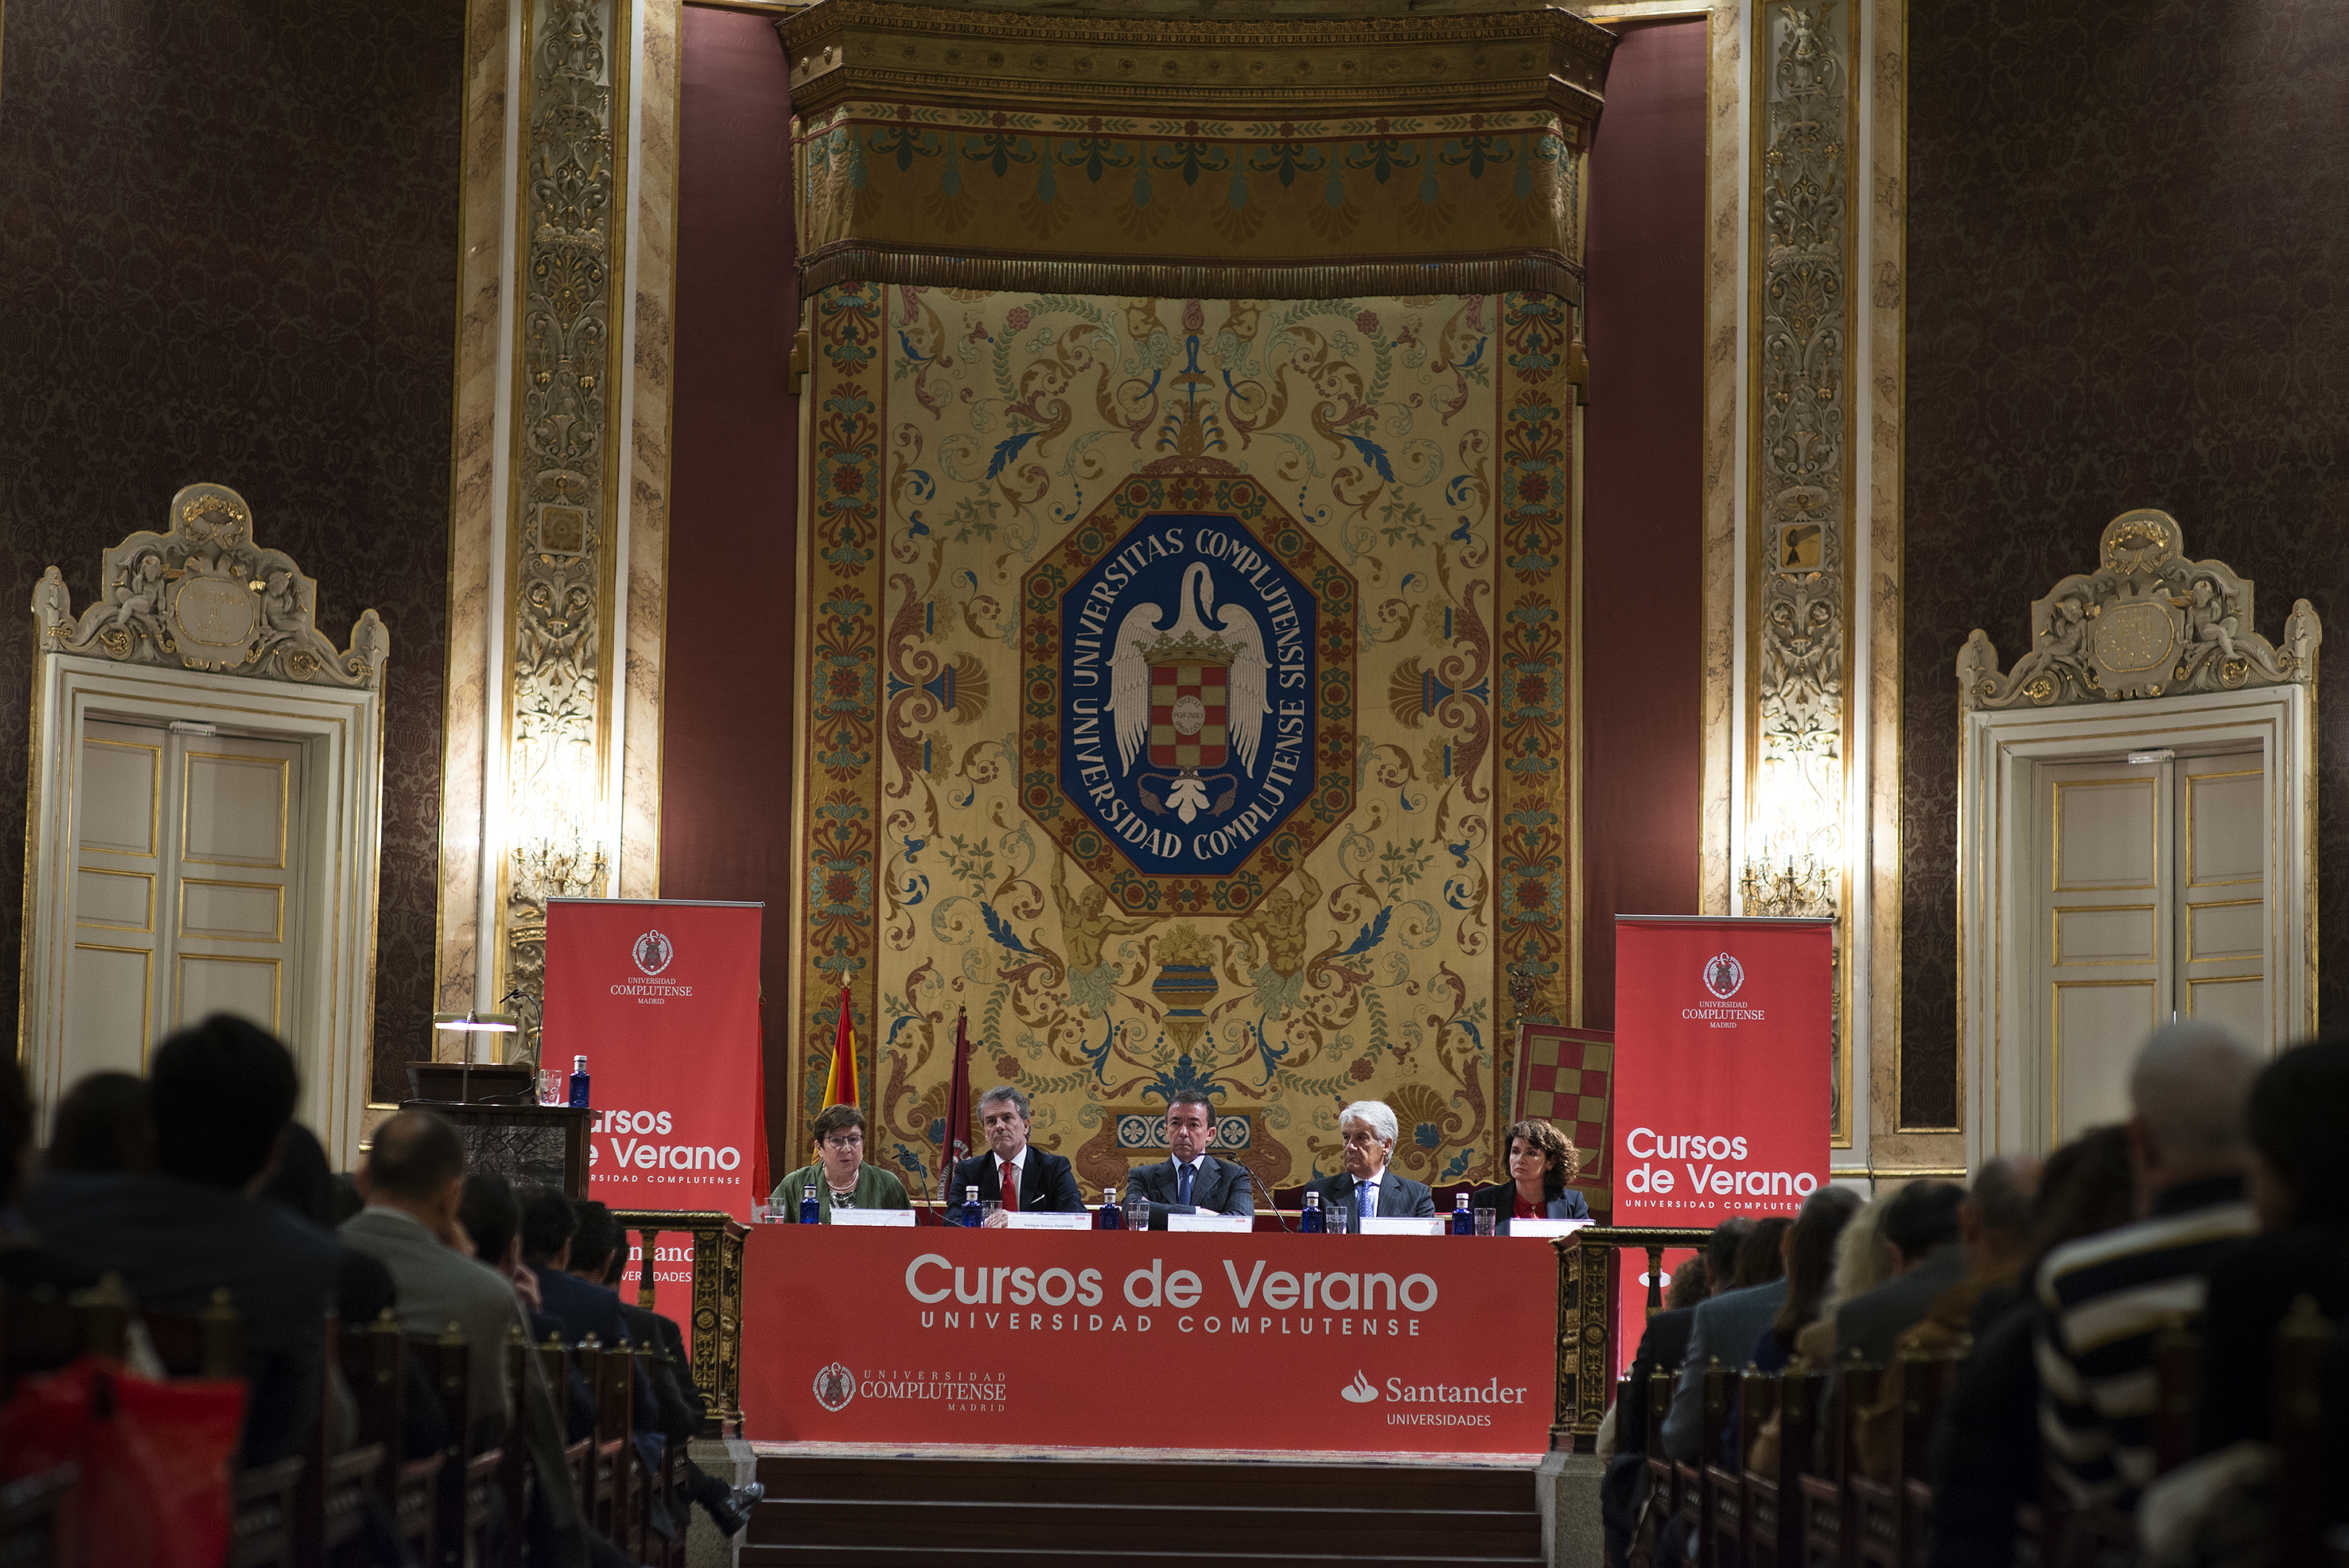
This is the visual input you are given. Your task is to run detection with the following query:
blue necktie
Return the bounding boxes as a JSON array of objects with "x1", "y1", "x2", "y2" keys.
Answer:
[
  {"x1": 1358, "y1": 1183, "x2": 1374, "y2": 1223},
  {"x1": 1177, "y1": 1164, "x2": 1193, "y2": 1206}
]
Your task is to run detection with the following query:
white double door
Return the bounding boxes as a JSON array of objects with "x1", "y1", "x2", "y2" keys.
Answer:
[
  {"x1": 65, "y1": 719, "x2": 308, "y2": 1077},
  {"x1": 2033, "y1": 747, "x2": 2267, "y2": 1141}
]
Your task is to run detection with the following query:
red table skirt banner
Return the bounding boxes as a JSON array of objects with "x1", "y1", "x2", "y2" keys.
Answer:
[
  {"x1": 1611, "y1": 916, "x2": 1832, "y2": 1228},
  {"x1": 543, "y1": 897, "x2": 766, "y2": 1222},
  {"x1": 740, "y1": 1227, "x2": 1561, "y2": 1453}
]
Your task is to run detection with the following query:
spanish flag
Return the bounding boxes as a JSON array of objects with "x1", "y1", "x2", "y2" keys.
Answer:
[{"x1": 822, "y1": 983, "x2": 860, "y2": 1111}]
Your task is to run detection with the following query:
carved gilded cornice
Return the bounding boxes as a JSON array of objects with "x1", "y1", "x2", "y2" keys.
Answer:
[{"x1": 777, "y1": 0, "x2": 1614, "y2": 302}]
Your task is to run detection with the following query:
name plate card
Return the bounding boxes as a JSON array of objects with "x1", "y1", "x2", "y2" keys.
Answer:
[
  {"x1": 829, "y1": 1208, "x2": 916, "y2": 1228},
  {"x1": 1166, "y1": 1212, "x2": 1253, "y2": 1233},
  {"x1": 1000, "y1": 1211, "x2": 1093, "y2": 1231},
  {"x1": 1358, "y1": 1217, "x2": 1446, "y2": 1237},
  {"x1": 1509, "y1": 1218, "x2": 1593, "y2": 1239}
]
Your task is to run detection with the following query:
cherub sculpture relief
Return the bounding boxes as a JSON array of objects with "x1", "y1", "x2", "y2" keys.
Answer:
[
  {"x1": 2184, "y1": 576, "x2": 2240, "y2": 663},
  {"x1": 1051, "y1": 857, "x2": 1154, "y2": 1018},
  {"x1": 107, "y1": 552, "x2": 169, "y2": 648},
  {"x1": 2001, "y1": 594, "x2": 2090, "y2": 698}
]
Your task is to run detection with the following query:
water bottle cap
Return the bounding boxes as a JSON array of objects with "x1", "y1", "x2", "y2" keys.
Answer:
[
  {"x1": 964, "y1": 1185, "x2": 979, "y2": 1200},
  {"x1": 804, "y1": 1183, "x2": 817, "y2": 1195},
  {"x1": 572, "y1": 1055, "x2": 587, "y2": 1069},
  {"x1": 1456, "y1": 1192, "x2": 1470, "y2": 1208},
  {"x1": 1303, "y1": 1192, "x2": 1320, "y2": 1208},
  {"x1": 1103, "y1": 1187, "x2": 1117, "y2": 1203}
]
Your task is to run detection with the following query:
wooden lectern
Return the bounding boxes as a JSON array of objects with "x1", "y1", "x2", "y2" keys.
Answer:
[{"x1": 402, "y1": 1062, "x2": 594, "y2": 1198}]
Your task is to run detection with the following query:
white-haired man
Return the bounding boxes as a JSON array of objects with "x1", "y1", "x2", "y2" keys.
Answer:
[
  {"x1": 2036, "y1": 1021, "x2": 2261, "y2": 1511},
  {"x1": 1305, "y1": 1101, "x2": 1435, "y2": 1226}
]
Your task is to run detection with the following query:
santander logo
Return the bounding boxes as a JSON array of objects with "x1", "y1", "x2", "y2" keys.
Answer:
[{"x1": 1340, "y1": 1371, "x2": 1380, "y2": 1403}]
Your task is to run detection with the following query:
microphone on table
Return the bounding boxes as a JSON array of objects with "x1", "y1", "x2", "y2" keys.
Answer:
[
  {"x1": 928, "y1": 1139, "x2": 968, "y2": 1227},
  {"x1": 1240, "y1": 1163, "x2": 1293, "y2": 1233}
]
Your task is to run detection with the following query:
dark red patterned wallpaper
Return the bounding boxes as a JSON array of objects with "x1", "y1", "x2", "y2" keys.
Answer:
[
  {"x1": 0, "y1": 0, "x2": 463, "y2": 1103},
  {"x1": 1903, "y1": 0, "x2": 2349, "y2": 1122}
]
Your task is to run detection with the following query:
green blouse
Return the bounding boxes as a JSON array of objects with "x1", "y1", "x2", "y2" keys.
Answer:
[{"x1": 769, "y1": 1161, "x2": 911, "y2": 1222}]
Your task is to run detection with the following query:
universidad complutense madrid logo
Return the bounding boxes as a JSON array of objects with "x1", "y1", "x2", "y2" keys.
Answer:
[
  {"x1": 1340, "y1": 1371, "x2": 1379, "y2": 1403},
  {"x1": 813, "y1": 1363, "x2": 856, "y2": 1412},
  {"x1": 1702, "y1": 951, "x2": 1744, "y2": 1001},
  {"x1": 632, "y1": 928, "x2": 673, "y2": 977}
]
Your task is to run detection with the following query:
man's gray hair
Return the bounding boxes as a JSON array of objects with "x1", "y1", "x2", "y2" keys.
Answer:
[
  {"x1": 1968, "y1": 1154, "x2": 2040, "y2": 1236},
  {"x1": 1339, "y1": 1099, "x2": 1398, "y2": 1146},
  {"x1": 979, "y1": 1084, "x2": 1031, "y2": 1120},
  {"x1": 2130, "y1": 1021, "x2": 2258, "y2": 1163}
]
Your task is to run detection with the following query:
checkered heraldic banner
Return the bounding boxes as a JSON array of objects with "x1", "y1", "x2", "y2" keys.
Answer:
[{"x1": 791, "y1": 288, "x2": 1580, "y2": 1198}]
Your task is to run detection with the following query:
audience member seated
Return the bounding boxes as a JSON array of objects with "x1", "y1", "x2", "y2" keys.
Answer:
[
  {"x1": 518, "y1": 1185, "x2": 659, "y2": 1441},
  {"x1": 45, "y1": 1069, "x2": 154, "y2": 1174},
  {"x1": 1620, "y1": 1220, "x2": 1744, "y2": 1456},
  {"x1": 1833, "y1": 1178, "x2": 1967, "y2": 1365},
  {"x1": 570, "y1": 1203, "x2": 764, "y2": 1539},
  {"x1": 2036, "y1": 1021, "x2": 2260, "y2": 1512},
  {"x1": 0, "y1": 1058, "x2": 98, "y2": 1292},
  {"x1": 1733, "y1": 1214, "x2": 1793, "y2": 1294},
  {"x1": 1790, "y1": 1197, "x2": 1893, "y2": 1372},
  {"x1": 2189, "y1": 1037, "x2": 2349, "y2": 1464},
  {"x1": 1664, "y1": 1204, "x2": 1808, "y2": 1462},
  {"x1": 1923, "y1": 1125, "x2": 2133, "y2": 1568},
  {"x1": 25, "y1": 1017, "x2": 340, "y2": 1466},
  {"x1": 1744, "y1": 1186, "x2": 1862, "y2": 1471}
]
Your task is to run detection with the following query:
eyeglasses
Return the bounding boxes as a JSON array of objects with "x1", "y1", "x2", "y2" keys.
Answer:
[
  {"x1": 822, "y1": 1134, "x2": 865, "y2": 1150},
  {"x1": 1340, "y1": 1129, "x2": 1386, "y2": 1148}
]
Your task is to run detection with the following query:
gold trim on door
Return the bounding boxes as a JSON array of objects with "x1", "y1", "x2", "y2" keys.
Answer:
[
  {"x1": 80, "y1": 737, "x2": 163, "y2": 858},
  {"x1": 2051, "y1": 777, "x2": 2159, "y2": 893},
  {"x1": 172, "y1": 953, "x2": 282, "y2": 1032},
  {"x1": 74, "y1": 868, "x2": 156, "y2": 934},
  {"x1": 2185, "y1": 897, "x2": 2264, "y2": 963},
  {"x1": 72, "y1": 943, "x2": 155, "y2": 1065},
  {"x1": 2050, "y1": 904, "x2": 2156, "y2": 967},
  {"x1": 178, "y1": 752, "x2": 290, "y2": 870},
  {"x1": 2050, "y1": 976, "x2": 2156, "y2": 1134},
  {"x1": 2185, "y1": 768, "x2": 2263, "y2": 889},
  {"x1": 177, "y1": 878, "x2": 287, "y2": 944}
]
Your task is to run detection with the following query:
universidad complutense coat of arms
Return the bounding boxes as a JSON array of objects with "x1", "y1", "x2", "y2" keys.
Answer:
[{"x1": 1021, "y1": 464, "x2": 1356, "y2": 915}]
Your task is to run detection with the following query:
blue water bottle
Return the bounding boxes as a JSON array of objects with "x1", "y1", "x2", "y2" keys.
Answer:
[
  {"x1": 1099, "y1": 1185, "x2": 1122, "y2": 1230},
  {"x1": 961, "y1": 1184, "x2": 983, "y2": 1228},
  {"x1": 800, "y1": 1182, "x2": 820, "y2": 1225},
  {"x1": 566, "y1": 1054, "x2": 590, "y2": 1108},
  {"x1": 1451, "y1": 1191, "x2": 1475, "y2": 1235},
  {"x1": 1298, "y1": 1191, "x2": 1325, "y2": 1233}
]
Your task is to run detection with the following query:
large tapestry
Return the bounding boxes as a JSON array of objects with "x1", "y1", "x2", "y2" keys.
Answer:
[{"x1": 789, "y1": 282, "x2": 1577, "y2": 1197}]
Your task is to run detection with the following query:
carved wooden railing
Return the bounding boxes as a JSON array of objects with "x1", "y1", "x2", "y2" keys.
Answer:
[
  {"x1": 1549, "y1": 1225, "x2": 1710, "y2": 1452},
  {"x1": 609, "y1": 1208, "x2": 749, "y2": 1435}
]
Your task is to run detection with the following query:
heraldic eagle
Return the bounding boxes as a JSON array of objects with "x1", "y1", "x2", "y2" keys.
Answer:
[{"x1": 1110, "y1": 562, "x2": 1271, "y2": 776}]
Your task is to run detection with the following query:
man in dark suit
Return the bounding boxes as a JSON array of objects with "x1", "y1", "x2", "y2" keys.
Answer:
[
  {"x1": 1304, "y1": 1100, "x2": 1436, "y2": 1226},
  {"x1": 1126, "y1": 1091, "x2": 1254, "y2": 1230},
  {"x1": 946, "y1": 1086, "x2": 1084, "y2": 1224},
  {"x1": 1618, "y1": 1219, "x2": 1752, "y2": 1451},
  {"x1": 518, "y1": 1185, "x2": 661, "y2": 1446},
  {"x1": 25, "y1": 1014, "x2": 340, "y2": 1468},
  {"x1": 1833, "y1": 1178, "x2": 1968, "y2": 1364}
]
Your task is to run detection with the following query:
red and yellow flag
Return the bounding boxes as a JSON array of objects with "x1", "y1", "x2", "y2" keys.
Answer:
[{"x1": 822, "y1": 983, "x2": 860, "y2": 1111}]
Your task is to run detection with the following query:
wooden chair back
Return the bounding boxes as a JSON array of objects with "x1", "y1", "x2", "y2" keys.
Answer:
[
  {"x1": 2272, "y1": 1295, "x2": 2336, "y2": 1568},
  {"x1": 589, "y1": 1341, "x2": 637, "y2": 1555},
  {"x1": 142, "y1": 1286, "x2": 243, "y2": 1379},
  {"x1": 1748, "y1": 1370, "x2": 1822, "y2": 1568},
  {"x1": 294, "y1": 1311, "x2": 380, "y2": 1566},
  {"x1": 0, "y1": 1273, "x2": 134, "y2": 1391},
  {"x1": 2149, "y1": 1315, "x2": 2199, "y2": 1475}
]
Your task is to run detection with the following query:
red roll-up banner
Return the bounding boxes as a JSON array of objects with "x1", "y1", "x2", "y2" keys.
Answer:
[
  {"x1": 543, "y1": 897, "x2": 766, "y2": 1223},
  {"x1": 1611, "y1": 916, "x2": 1832, "y2": 1228}
]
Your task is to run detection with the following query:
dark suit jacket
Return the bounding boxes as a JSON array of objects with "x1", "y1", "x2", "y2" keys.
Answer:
[
  {"x1": 943, "y1": 1147, "x2": 1083, "y2": 1220},
  {"x1": 1834, "y1": 1242, "x2": 1970, "y2": 1365},
  {"x1": 25, "y1": 1172, "x2": 340, "y2": 1466},
  {"x1": 1467, "y1": 1181, "x2": 1591, "y2": 1233},
  {"x1": 532, "y1": 1266, "x2": 659, "y2": 1435},
  {"x1": 1619, "y1": 1304, "x2": 1696, "y2": 1454},
  {"x1": 617, "y1": 1301, "x2": 701, "y2": 1443},
  {"x1": 1304, "y1": 1169, "x2": 1435, "y2": 1220},
  {"x1": 1127, "y1": 1156, "x2": 1254, "y2": 1229}
]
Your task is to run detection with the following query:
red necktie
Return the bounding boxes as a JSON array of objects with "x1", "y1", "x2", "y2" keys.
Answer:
[{"x1": 1000, "y1": 1160, "x2": 1018, "y2": 1212}]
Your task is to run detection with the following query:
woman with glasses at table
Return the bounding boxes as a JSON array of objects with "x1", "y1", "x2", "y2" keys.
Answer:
[
  {"x1": 770, "y1": 1105, "x2": 911, "y2": 1221},
  {"x1": 1470, "y1": 1119, "x2": 1591, "y2": 1234}
]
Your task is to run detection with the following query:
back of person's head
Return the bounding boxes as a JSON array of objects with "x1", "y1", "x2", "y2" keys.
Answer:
[
  {"x1": 49, "y1": 1071, "x2": 155, "y2": 1175},
  {"x1": 1666, "y1": 1255, "x2": 1710, "y2": 1311},
  {"x1": 1703, "y1": 1217, "x2": 1754, "y2": 1294},
  {"x1": 1823, "y1": 1199, "x2": 1896, "y2": 1313},
  {"x1": 2028, "y1": 1124, "x2": 2134, "y2": 1274},
  {"x1": 1968, "y1": 1156, "x2": 2038, "y2": 1239},
  {"x1": 461, "y1": 1173, "x2": 521, "y2": 1266},
  {"x1": 1734, "y1": 1215, "x2": 1795, "y2": 1289},
  {"x1": 362, "y1": 1111, "x2": 467, "y2": 1205},
  {"x1": 518, "y1": 1184, "x2": 578, "y2": 1264},
  {"x1": 2129, "y1": 1021, "x2": 2258, "y2": 1174},
  {"x1": 1880, "y1": 1180, "x2": 1965, "y2": 1262},
  {"x1": 149, "y1": 1014, "x2": 299, "y2": 1189},
  {"x1": 260, "y1": 1123, "x2": 340, "y2": 1226},
  {"x1": 2244, "y1": 1038, "x2": 2349, "y2": 1230},
  {"x1": 570, "y1": 1200, "x2": 624, "y2": 1280},
  {"x1": 0, "y1": 1056, "x2": 34, "y2": 1209},
  {"x1": 1771, "y1": 1185, "x2": 1863, "y2": 1347}
]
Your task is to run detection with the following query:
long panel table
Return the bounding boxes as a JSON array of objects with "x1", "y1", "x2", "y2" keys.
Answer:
[{"x1": 735, "y1": 1225, "x2": 1561, "y2": 1453}]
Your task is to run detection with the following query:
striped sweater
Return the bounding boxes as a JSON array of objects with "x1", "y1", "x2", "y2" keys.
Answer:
[{"x1": 2032, "y1": 1175, "x2": 2257, "y2": 1508}]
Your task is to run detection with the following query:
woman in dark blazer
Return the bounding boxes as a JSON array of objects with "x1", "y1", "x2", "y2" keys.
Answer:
[{"x1": 1471, "y1": 1119, "x2": 1591, "y2": 1232}]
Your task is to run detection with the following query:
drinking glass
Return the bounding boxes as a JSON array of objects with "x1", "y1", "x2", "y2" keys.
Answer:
[
  {"x1": 984, "y1": 1201, "x2": 1003, "y2": 1224},
  {"x1": 1474, "y1": 1208, "x2": 1498, "y2": 1237},
  {"x1": 537, "y1": 1068, "x2": 566, "y2": 1107},
  {"x1": 1325, "y1": 1206, "x2": 1350, "y2": 1235},
  {"x1": 1125, "y1": 1196, "x2": 1150, "y2": 1232}
]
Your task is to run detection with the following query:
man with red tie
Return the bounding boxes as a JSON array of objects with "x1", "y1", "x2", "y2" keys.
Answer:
[{"x1": 947, "y1": 1085, "x2": 1084, "y2": 1226}]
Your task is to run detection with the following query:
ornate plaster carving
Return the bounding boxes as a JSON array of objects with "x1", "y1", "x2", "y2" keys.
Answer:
[
  {"x1": 1957, "y1": 509, "x2": 2320, "y2": 711},
  {"x1": 35, "y1": 482, "x2": 388, "y2": 689}
]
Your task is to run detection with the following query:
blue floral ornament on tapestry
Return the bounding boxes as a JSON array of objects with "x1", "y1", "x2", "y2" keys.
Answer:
[{"x1": 1021, "y1": 465, "x2": 1356, "y2": 914}]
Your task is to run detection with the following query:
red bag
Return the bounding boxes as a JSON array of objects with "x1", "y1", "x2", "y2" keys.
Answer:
[{"x1": 0, "y1": 1356, "x2": 246, "y2": 1568}]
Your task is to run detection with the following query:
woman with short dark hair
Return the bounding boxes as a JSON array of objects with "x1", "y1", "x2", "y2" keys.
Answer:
[
  {"x1": 1469, "y1": 1119, "x2": 1592, "y2": 1233},
  {"x1": 768, "y1": 1104, "x2": 912, "y2": 1222}
]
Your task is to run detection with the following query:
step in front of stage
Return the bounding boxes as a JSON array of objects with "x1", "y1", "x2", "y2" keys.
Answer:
[{"x1": 742, "y1": 1444, "x2": 1548, "y2": 1566}]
